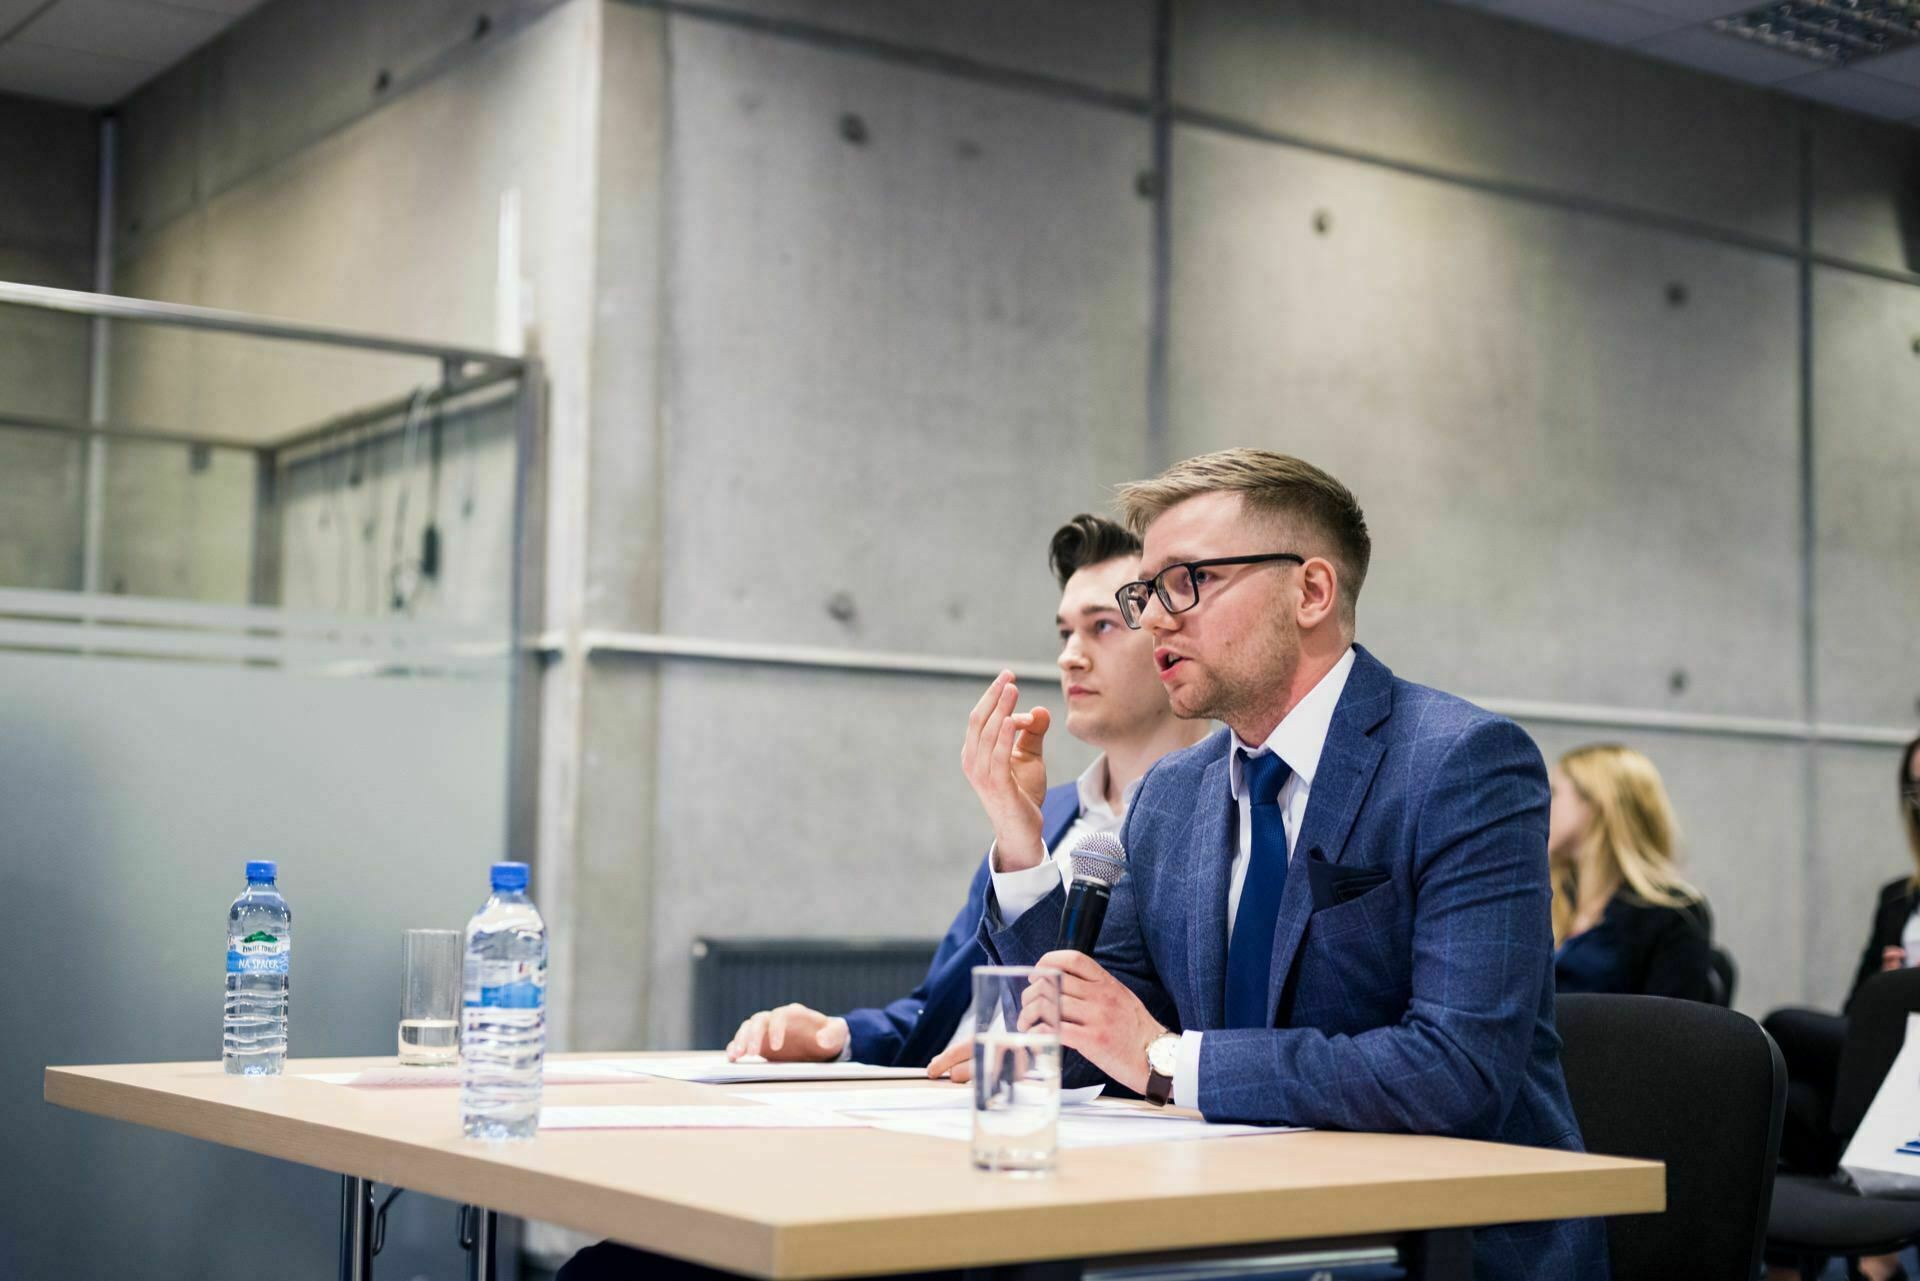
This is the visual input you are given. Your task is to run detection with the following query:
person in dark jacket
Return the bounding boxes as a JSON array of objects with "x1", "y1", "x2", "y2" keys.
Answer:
[
  {"x1": 1548, "y1": 743, "x2": 1714, "y2": 1001},
  {"x1": 1762, "y1": 732, "x2": 1920, "y2": 1281}
]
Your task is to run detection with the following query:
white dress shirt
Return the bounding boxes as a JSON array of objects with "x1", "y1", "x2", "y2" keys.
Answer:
[{"x1": 1172, "y1": 646, "x2": 1355, "y2": 1109}]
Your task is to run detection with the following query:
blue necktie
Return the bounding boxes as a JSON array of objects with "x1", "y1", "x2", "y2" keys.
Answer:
[{"x1": 1225, "y1": 750, "x2": 1293, "y2": 1029}]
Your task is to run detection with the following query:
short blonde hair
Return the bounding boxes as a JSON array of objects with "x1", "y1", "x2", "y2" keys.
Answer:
[
  {"x1": 1553, "y1": 743, "x2": 1702, "y2": 945},
  {"x1": 1114, "y1": 449, "x2": 1371, "y2": 621}
]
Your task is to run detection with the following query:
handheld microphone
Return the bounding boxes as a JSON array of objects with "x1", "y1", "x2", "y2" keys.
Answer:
[{"x1": 1056, "y1": 832, "x2": 1128, "y2": 954}]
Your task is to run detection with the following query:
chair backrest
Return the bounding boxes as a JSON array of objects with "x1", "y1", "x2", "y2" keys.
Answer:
[
  {"x1": 1557, "y1": 993, "x2": 1785, "y2": 1281},
  {"x1": 1707, "y1": 945, "x2": 1737, "y2": 1008},
  {"x1": 1831, "y1": 967, "x2": 1920, "y2": 1142}
]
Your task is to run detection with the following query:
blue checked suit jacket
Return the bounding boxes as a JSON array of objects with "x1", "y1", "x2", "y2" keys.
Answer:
[
  {"x1": 843, "y1": 782, "x2": 1081, "y2": 1068},
  {"x1": 980, "y1": 646, "x2": 1607, "y2": 1281}
]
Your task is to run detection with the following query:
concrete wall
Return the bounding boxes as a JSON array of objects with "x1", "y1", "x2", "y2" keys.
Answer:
[
  {"x1": 553, "y1": 1, "x2": 1149, "y2": 1052},
  {"x1": 0, "y1": 91, "x2": 95, "y2": 590},
  {"x1": 547, "y1": 0, "x2": 1920, "y2": 1049},
  {"x1": 104, "y1": 0, "x2": 594, "y2": 616}
]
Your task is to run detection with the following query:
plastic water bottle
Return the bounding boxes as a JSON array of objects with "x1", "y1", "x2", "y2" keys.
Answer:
[
  {"x1": 224, "y1": 860, "x2": 291, "y2": 1075},
  {"x1": 461, "y1": 861, "x2": 547, "y2": 1140}
]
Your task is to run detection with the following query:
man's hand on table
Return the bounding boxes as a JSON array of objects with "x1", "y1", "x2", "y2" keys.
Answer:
[{"x1": 725, "y1": 1004, "x2": 850, "y2": 1062}]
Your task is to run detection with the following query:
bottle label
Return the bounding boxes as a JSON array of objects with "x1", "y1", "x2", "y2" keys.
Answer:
[
  {"x1": 464, "y1": 957, "x2": 546, "y2": 1010},
  {"x1": 227, "y1": 930, "x2": 290, "y2": 975}
]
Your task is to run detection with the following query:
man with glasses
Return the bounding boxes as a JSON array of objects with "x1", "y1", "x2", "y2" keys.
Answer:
[
  {"x1": 721, "y1": 514, "x2": 1207, "y2": 1070},
  {"x1": 966, "y1": 450, "x2": 1604, "y2": 1281}
]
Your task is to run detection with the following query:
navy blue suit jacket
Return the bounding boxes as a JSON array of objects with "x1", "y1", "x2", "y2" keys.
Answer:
[
  {"x1": 842, "y1": 782, "x2": 1081, "y2": 1068},
  {"x1": 981, "y1": 646, "x2": 1606, "y2": 1281}
]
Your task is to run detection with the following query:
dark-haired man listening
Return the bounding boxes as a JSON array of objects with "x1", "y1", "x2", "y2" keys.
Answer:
[{"x1": 723, "y1": 514, "x2": 1208, "y2": 1070}]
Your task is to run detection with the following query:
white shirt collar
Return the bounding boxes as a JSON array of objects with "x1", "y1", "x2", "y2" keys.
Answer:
[
  {"x1": 1228, "y1": 646, "x2": 1357, "y2": 799},
  {"x1": 1075, "y1": 753, "x2": 1140, "y2": 823}
]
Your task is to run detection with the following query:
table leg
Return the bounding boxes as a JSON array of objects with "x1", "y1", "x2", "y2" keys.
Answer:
[
  {"x1": 339, "y1": 1175, "x2": 376, "y2": 1281},
  {"x1": 459, "y1": 1204, "x2": 497, "y2": 1281},
  {"x1": 1405, "y1": 1228, "x2": 1472, "y2": 1281}
]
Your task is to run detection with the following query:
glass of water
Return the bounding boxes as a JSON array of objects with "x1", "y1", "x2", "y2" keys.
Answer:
[
  {"x1": 399, "y1": 929, "x2": 461, "y2": 1065},
  {"x1": 971, "y1": 965, "x2": 1062, "y2": 1174}
]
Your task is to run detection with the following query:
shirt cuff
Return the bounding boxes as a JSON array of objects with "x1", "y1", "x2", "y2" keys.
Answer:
[
  {"x1": 989, "y1": 843, "x2": 1060, "y2": 925},
  {"x1": 1174, "y1": 1029, "x2": 1204, "y2": 1111}
]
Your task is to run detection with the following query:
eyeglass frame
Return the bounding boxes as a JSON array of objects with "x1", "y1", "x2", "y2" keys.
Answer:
[{"x1": 1114, "y1": 553, "x2": 1306, "y2": 630}]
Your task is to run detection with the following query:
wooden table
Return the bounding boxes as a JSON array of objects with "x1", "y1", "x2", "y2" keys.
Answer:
[{"x1": 45, "y1": 1052, "x2": 1662, "y2": 1281}]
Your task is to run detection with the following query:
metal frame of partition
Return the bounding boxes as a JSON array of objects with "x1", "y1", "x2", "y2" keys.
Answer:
[
  {"x1": 0, "y1": 279, "x2": 544, "y2": 1281},
  {"x1": 0, "y1": 273, "x2": 547, "y2": 821}
]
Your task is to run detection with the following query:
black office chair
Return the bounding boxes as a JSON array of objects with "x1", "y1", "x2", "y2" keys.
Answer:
[
  {"x1": 1767, "y1": 967, "x2": 1920, "y2": 1279},
  {"x1": 1557, "y1": 994, "x2": 1785, "y2": 1280},
  {"x1": 1708, "y1": 945, "x2": 1738, "y2": 1008}
]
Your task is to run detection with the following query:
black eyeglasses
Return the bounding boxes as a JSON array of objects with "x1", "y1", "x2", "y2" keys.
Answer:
[{"x1": 1115, "y1": 553, "x2": 1305, "y2": 629}]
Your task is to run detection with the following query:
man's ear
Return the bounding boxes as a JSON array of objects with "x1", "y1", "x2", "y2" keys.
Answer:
[{"x1": 1296, "y1": 557, "x2": 1340, "y2": 630}]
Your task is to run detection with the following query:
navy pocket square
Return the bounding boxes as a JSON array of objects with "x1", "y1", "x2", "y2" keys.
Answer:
[{"x1": 1306, "y1": 858, "x2": 1390, "y2": 911}]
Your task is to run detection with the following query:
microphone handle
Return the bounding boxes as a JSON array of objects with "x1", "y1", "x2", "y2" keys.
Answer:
[{"x1": 1057, "y1": 880, "x2": 1112, "y2": 954}]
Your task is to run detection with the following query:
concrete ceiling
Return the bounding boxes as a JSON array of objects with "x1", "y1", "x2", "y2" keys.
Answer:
[
  {"x1": 1445, "y1": 0, "x2": 1920, "y2": 122},
  {"x1": 2, "y1": 0, "x2": 1918, "y2": 123},
  {"x1": 0, "y1": 0, "x2": 265, "y2": 107}
]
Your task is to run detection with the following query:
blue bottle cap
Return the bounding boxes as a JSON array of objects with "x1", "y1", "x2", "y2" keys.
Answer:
[
  {"x1": 490, "y1": 861, "x2": 529, "y2": 892},
  {"x1": 245, "y1": 860, "x2": 278, "y2": 882}
]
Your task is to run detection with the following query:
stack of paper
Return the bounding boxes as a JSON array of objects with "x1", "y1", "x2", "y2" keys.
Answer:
[
  {"x1": 302, "y1": 1061, "x2": 662, "y2": 1088},
  {"x1": 300, "y1": 1055, "x2": 930, "y2": 1090},
  {"x1": 615, "y1": 1057, "x2": 929, "y2": 1085},
  {"x1": 733, "y1": 1086, "x2": 1300, "y2": 1148},
  {"x1": 539, "y1": 1106, "x2": 868, "y2": 1131}
]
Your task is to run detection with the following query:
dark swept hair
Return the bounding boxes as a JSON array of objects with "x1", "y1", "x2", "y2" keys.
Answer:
[{"x1": 1049, "y1": 513, "x2": 1141, "y2": 589}]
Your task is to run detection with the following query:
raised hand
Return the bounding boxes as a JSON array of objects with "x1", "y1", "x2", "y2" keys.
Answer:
[{"x1": 961, "y1": 671, "x2": 1052, "y2": 871}]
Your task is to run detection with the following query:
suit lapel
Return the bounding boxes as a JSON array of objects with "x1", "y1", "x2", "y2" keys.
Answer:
[
  {"x1": 1262, "y1": 647, "x2": 1393, "y2": 1024},
  {"x1": 1040, "y1": 783, "x2": 1079, "y2": 853},
  {"x1": 1186, "y1": 752, "x2": 1235, "y2": 1030}
]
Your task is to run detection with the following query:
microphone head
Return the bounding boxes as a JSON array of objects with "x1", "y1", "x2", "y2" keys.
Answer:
[{"x1": 1068, "y1": 832, "x2": 1127, "y2": 889}]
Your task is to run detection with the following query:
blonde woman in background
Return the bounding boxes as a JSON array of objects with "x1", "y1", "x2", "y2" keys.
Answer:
[{"x1": 1548, "y1": 743, "x2": 1715, "y2": 1001}]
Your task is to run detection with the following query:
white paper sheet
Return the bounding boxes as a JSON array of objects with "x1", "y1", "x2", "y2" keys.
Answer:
[
  {"x1": 301, "y1": 1060, "x2": 665, "y2": 1088},
  {"x1": 731, "y1": 1085, "x2": 1105, "y2": 1113},
  {"x1": 538, "y1": 1106, "x2": 869, "y2": 1131},
  {"x1": 861, "y1": 1109, "x2": 1298, "y2": 1148},
  {"x1": 614, "y1": 1056, "x2": 930, "y2": 1084}
]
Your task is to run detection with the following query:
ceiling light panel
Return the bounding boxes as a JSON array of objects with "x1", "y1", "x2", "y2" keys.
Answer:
[{"x1": 1713, "y1": 2, "x2": 1920, "y2": 66}]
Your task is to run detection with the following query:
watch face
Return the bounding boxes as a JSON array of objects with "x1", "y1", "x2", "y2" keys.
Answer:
[{"x1": 1148, "y1": 1035, "x2": 1179, "y2": 1076}]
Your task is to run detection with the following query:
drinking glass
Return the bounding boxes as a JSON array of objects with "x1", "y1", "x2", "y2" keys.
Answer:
[
  {"x1": 399, "y1": 929, "x2": 462, "y2": 1065},
  {"x1": 971, "y1": 966, "x2": 1062, "y2": 1174}
]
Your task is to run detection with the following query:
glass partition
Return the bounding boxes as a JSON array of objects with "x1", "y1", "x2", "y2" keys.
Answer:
[{"x1": 0, "y1": 282, "x2": 541, "y2": 1281}]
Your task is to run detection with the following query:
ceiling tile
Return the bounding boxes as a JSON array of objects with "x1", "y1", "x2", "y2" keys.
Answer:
[
  {"x1": 1617, "y1": 0, "x2": 1754, "y2": 16},
  {"x1": 17, "y1": 0, "x2": 230, "y2": 66},
  {"x1": 1856, "y1": 44, "x2": 1920, "y2": 89},
  {"x1": 1632, "y1": 24, "x2": 1823, "y2": 83},
  {"x1": 1780, "y1": 67, "x2": 1920, "y2": 118},
  {"x1": 1455, "y1": 0, "x2": 1692, "y2": 45},
  {"x1": 157, "y1": 0, "x2": 266, "y2": 13},
  {"x1": 0, "y1": 37, "x2": 157, "y2": 105},
  {"x1": 0, "y1": 0, "x2": 52, "y2": 37}
]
